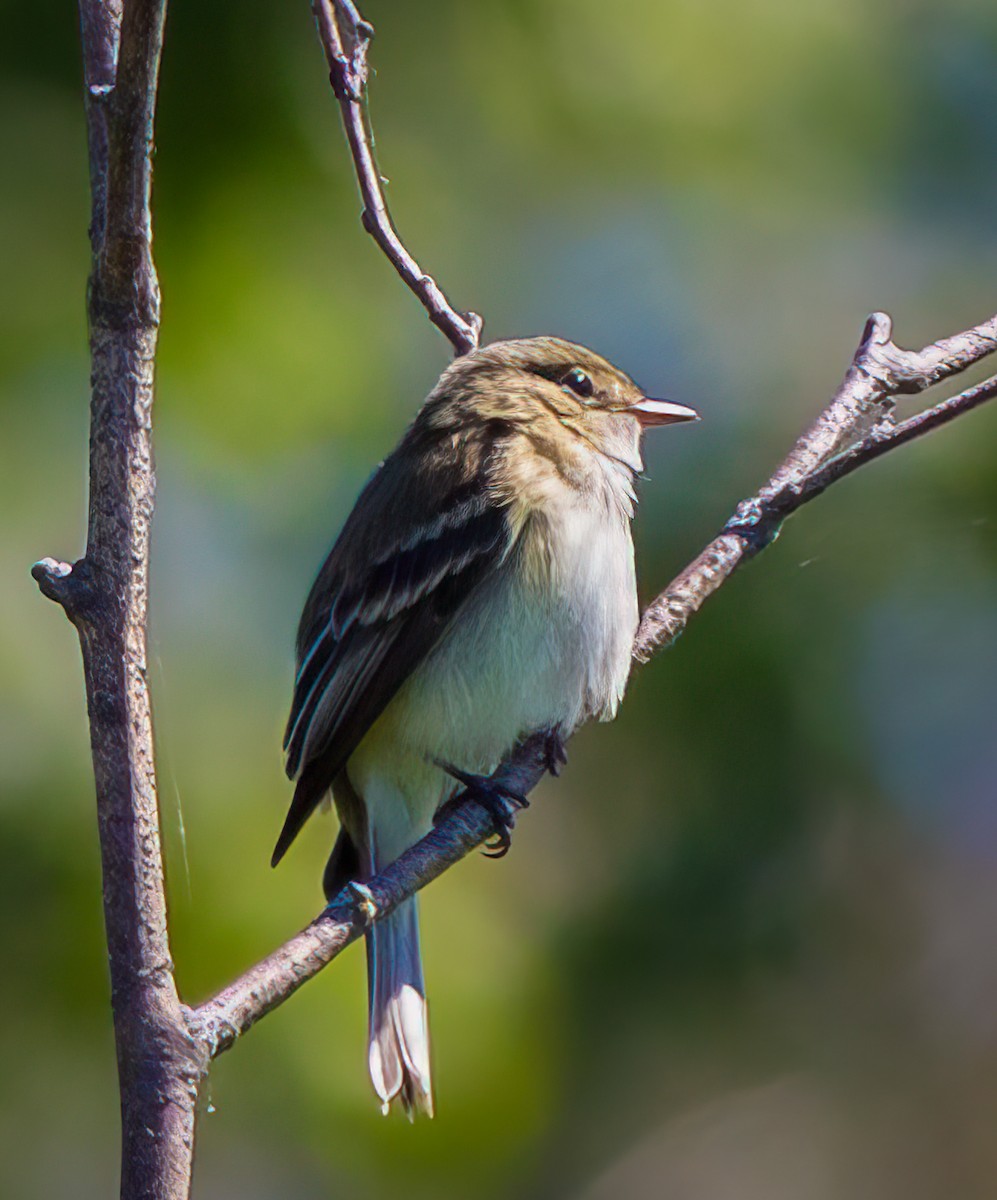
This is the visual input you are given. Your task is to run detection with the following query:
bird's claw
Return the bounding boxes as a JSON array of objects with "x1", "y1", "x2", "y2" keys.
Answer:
[
  {"x1": 327, "y1": 880, "x2": 379, "y2": 926},
  {"x1": 434, "y1": 759, "x2": 529, "y2": 859},
  {"x1": 346, "y1": 881, "x2": 379, "y2": 923},
  {"x1": 544, "y1": 729, "x2": 568, "y2": 777}
]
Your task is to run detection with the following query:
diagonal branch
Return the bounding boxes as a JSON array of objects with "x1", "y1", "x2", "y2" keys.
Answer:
[
  {"x1": 192, "y1": 308, "x2": 997, "y2": 1052},
  {"x1": 312, "y1": 0, "x2": 483, "y2": 354},
  {"x1": 188, "y1": 734, "x2": 549, "y2": 1055},
  {"x1": 634, "y1": 309, "x2": 997, "y2": 657}
]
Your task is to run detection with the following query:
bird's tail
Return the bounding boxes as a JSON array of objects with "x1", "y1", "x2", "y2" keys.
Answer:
[{"x1": 367, "y1": 896, "x2": 434, "y2": 1118}]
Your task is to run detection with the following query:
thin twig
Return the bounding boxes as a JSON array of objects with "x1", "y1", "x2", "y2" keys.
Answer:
[
  {"x1": 753, "y1": 309, "x2": 997, "y2": 502},
  {"x1": 635, "y1": 311, "x2": 997, "y2": 658},
  {"x1": 757, "y1": 370, "x2": 997, "y2": 519},
  {"x1": 312, "y1": 0, "x2": 483, "y2": 355}
]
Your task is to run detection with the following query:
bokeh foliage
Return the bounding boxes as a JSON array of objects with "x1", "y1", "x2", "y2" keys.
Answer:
[{"x1": 2, "y1": 0, "x2": 997, "y2": 1196}]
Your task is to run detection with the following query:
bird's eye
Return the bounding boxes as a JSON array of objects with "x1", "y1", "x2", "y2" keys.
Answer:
[{"x1": 561, "y1": 368, "x2": 594, "y2": 398}]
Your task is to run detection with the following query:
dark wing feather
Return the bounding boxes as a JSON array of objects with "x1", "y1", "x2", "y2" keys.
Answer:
[{"x1": 272, "y1": 437, "x2": 509, "y2": 866}]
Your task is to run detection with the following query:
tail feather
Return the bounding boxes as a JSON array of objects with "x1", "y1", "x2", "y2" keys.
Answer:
[{"x1": 367, "y1": 897, "x2": 434, "y2": 1118}]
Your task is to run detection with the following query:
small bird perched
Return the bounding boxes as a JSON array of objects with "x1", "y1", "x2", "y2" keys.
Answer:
[{"x1": 272, "y1": 336, "x2": 698, "y2": 1117}]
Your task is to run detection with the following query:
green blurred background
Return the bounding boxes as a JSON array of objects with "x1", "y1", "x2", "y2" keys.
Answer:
[{"x1": 3, "y1": 0, "x2": 997, "y2": 1195}]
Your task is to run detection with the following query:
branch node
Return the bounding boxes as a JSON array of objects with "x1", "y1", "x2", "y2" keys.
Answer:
[
  {"x1": 858, "y1": 310, "x2": 893, "y2": 354},
  {"x1": 851, "y1": 311, "x2": 917, "y2": 392},
  {"x1": 31, "y1": 557, "x2": 92, "y2": 615},
  {"x1": 329, "y1": 58, "x2": 363, "y2": 102}
]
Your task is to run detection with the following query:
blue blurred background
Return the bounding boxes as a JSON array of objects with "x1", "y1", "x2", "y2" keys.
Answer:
[{"x1": 3, "y1": 0, "x2": 997, "y2": 1196}]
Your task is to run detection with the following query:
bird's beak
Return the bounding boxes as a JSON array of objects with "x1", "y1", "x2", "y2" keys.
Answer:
[{"x1": 631, "y1": 397, "x2": 701, "y2": 428}]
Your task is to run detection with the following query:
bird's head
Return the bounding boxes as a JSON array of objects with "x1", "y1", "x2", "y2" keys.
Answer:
[{"x1": 425, "y1": 336, "x2": 699, "y2": 477}]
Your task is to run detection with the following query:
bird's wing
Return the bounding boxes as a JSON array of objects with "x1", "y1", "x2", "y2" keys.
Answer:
[{"x1": 272, "y1": 436, "x2": 511, "y2": 866}]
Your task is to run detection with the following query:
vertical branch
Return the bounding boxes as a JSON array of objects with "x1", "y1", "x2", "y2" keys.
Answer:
[
  {"x1": 34, "y1": 2, "x2": 205, "y2": 1197},
  {"x1": 78, "y1": 0, "x2": 120, "y2": 241}
]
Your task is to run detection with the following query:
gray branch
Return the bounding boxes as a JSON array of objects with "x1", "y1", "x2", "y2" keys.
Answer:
[
  {"x1": 34, "y1": 1, "x2": 206, "y2": 1198},
  {"x1": 188, "y1": 734, "x2": 549, "y2": 1055},
  {"x1": 634, "y1": 309, "x2": 997, "y2": 657},
  {"x1": 311, "y1": 0, "x2": 483, "y2": 355}
]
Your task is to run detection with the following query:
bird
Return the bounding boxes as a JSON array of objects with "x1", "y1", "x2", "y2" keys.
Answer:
[{"x1": 272, "y1": 336, "x2": 698, "y2": 1117}]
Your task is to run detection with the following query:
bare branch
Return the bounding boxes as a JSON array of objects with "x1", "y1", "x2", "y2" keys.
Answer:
[
  {"x1": 195, "y1": 308, "x2": 997, "y2": 1041},
  {"x1": 190, "y1": 734, "x2": 549, "y2": 1053},
  {"x1": 312, "y1": 0, "x2": 482, "y2": 355},
  {"x1": 36, "y1": 2, "x2": 204, "y2": 1197},
  {"x1": 748, "y1": 370, "x2": 997, "y2": 524},
  {"x1": 635, "y1": 310, "x2": 997, "y2": 658},
  {"x1": 752, "y1": 310, "x2": 997, "y2": 502}
]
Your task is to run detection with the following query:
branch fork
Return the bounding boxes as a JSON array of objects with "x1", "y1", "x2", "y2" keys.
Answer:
[{"x1": 31, "y1": 557, "x2": 79, "y2": 605}]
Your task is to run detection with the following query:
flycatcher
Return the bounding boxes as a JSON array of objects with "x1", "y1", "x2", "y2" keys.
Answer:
[{"x1": 272, "y1": 336, "x2": 698, "y2": 1116}]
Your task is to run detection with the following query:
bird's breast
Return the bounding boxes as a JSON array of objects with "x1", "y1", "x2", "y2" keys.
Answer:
[{"x1": 352, "y1": 485, "x2": 638, "y2": 813}]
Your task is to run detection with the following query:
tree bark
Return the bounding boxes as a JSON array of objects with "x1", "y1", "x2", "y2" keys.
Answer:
[{"x1": 33, "y1": 1, "x2": 206, "y2": 1196}]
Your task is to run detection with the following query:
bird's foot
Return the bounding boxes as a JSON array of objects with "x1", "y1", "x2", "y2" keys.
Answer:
[
  {"x1": 543, "y1": 729, "x2": 568, "y2": 777},
  {"x1": 346, "y1": 881, "x2": 379, "y2": 922},
  {"x1": 434, "y1": 760, "x2": 529, "y2": 859},
  {"x1": 327, "y1": 880, "x2": 379, "y2": 925}
]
